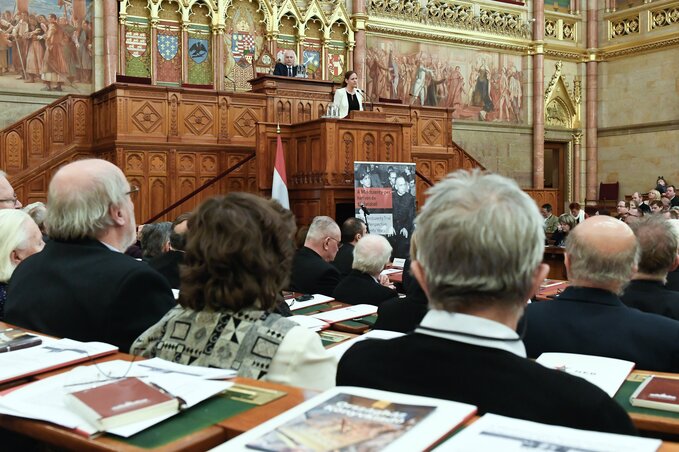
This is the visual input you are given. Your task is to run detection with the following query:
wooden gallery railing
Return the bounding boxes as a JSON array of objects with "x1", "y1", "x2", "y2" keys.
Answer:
[{"x1": 0, "y1": 79, "x2": 558, "y2": 221}]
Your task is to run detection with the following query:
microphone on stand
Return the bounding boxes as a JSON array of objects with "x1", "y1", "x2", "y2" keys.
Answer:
[
  {"x1": 360, "y1": 204, "x2": 371, "y2": 234},
  {"x1": 224, "y1": 75, "x2": 237, "y2": 92},
  {"x1": 356, "y1": 88, "x2": 372, "y2": 111}
]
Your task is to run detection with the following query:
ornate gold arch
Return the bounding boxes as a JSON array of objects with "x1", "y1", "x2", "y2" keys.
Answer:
[{"x1": 544, "y1": 61, "x2": 581, "y2": 129}]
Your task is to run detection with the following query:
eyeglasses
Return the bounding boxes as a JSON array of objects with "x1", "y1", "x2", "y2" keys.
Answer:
[
  {"x1": 326, "y1": 236, "x2": 340, "y2": 246},
  {"x1": 0, "y1": 193, "x2": 18, "y2": 205},
  {"x1": 126, "y1": 186, "x2": 140, "y2": 197}
]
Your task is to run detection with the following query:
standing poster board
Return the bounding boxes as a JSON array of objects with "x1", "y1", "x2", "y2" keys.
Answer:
[{"x1": 354, "y1": 161, "x2": 416, "y2": 258}]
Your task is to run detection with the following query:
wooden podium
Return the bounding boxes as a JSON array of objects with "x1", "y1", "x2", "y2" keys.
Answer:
[{"x1": 257, "y1": 112, "x2": 413, "y2": 225}]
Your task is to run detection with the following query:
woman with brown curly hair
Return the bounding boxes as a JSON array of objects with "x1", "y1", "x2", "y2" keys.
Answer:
[{"x1": 131, "y1": 193, "x2": 336, "y2": 390}]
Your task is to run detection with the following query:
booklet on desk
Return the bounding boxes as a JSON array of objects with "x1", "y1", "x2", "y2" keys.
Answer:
[
  {"x1": 437, "y1": 413, "x2": 660, "y2": 452},
  {"x1": 0, "y1": 338, "x2": 118, "y2": 385},
  {"x1": 536, "y1": 352, "x2": 634, "y2": 397},
  {"x1": 630, "y1": 375, "x2": 679, "y2": 413},
  {"x1": 211, "y1": 386, "x2": 477, "y2": 452},
  {"x1": 310, "y1": 304, "x2": 378, "y2": 323},
  {"x1": 66, "y1": 377, "x2": 179, "y2": 430},
  {"x1": 0, "y1": 327, "x2": 43, "y2": 353}
]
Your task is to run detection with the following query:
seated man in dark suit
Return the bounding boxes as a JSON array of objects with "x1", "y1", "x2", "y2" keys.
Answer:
[
  {"x1": 272, "y1": 49, "x2": 297, "y2": 77},
  {"x1": 5, "y1": 159, "x2": 176, "y2": 352},
  {"x1": 621, "y1": 216, "x2": 679, "y2": 320},
  {"x1": 332, "y1": 234, "x2": 397, "y2": 306},
  {"x1": 374, "y1": 251, "x2": 428, "y2": 333},
  {"x1": 522, "y1": 215, "x2": 679, "y2": 372},
  {"x1": 332, "y1": 217, "x2": 366, "y2": 277},
  {"x1": 149, "y1": 212, "x2": 190, "y2": 289},
  {"x1": 337, "y1": 170, "x2": 635, "y2": 434},
  {"x1": 290, "y1": 216, "x2": 341, "y2": 296}
]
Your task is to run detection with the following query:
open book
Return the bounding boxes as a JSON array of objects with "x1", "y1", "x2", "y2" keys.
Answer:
[{"x1": 212, "y1": 386, "x2": 477, "y2": 451}]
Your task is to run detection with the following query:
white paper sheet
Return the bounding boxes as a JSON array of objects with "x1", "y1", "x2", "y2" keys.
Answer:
[
  {"x1": 437, "y1": 413, "x2": 660, "y2": 452},
  {"x1": 380, "y1": 268, "x2": 402, "y2": 276},
  {"x1": 536, "y1": 352, "x2": 635, "y2": 397},
  {"x1": 287, "y1": 315, "x2": 330, "y2": 332},
  {"x1": 287, "y1": 294, "x2": 335, "y2": 311},
  {"x1": 310, "y1": 304, "x2": 377, "y2": 323},
  {"x1": 0, "y1": 338, "x2": 118, "y2": 384}
]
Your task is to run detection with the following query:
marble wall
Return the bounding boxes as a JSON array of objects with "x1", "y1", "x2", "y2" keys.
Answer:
[{"x1": 598, "y1": 48, "x2": 679, "y2": 196}]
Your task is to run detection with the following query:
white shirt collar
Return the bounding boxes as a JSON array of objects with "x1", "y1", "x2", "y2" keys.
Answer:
[
  {"x1": 99, "y1": 240, "x2": 122, "y2": 253},
  {"x1": 414, "y1": 310, "x2": 526, "y2": 357}
]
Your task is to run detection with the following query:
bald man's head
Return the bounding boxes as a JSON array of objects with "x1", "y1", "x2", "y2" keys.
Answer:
[{"x1": 565, "y1": 216, "x2": 639, "y2": 294}]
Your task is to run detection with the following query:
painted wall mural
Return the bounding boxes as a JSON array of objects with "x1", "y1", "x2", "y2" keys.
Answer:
[
  {"x1": 366, "y1": 36, "x2": 526, "y2": 123},
  {"x1": 0, "y1": 0, "x2": 93, "y2": 93}
]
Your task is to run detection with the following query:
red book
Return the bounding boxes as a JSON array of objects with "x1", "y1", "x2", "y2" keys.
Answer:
[
  {"x1": 630, "y1": 375, "x2": 679, "y2": 413},
  {"x1": 66, "y1": 377, "x2": 179, "y2": 430}
]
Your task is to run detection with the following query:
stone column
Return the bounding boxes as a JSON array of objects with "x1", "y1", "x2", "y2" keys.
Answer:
[
  {"x1": 352, "y1": 0, "x2": 367, "y2": 84},
  {"x1": 586, "y1": 0, "x2": 598, "y2": 201},
  {"x1": 573, "y1": 131, "x2": 583, "y2": 203},
  {"x1": 103, "y1": 0, "x2": 119, "y2": 87},
  {"x1": 532, "y1": 0, "x2": 545, "y2": 189}
]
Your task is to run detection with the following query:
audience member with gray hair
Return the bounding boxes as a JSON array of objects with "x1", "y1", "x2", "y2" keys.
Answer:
[
  {"x1": 0, "y1": 170, "x2": 21, "y2": 209},
  {"x1": 289, "y1": 216, "x2": 342, "y2": 296},
  {"x1": 337, "y1": 171, "x2": 635, "y2": 434},
  {"x1": 22, "y1": 201, "x2": 48, "y2": 236},
  {"x1": 523, "y1": 215, "x2": 679, "y2": 372},
  {"x1": 5, "y1": 159, "x2": 175, "y2": 352},
  {"x1": 140, "y1": 221, "x2": 172, "y2": 260},
  {"x1": 332, "y1": 234, "x2": 397, "y2": 306},
  {"x1": 620, "y1": 216, "x2": 679, "y2": 320},
  {"x1": 0, "y1": 210, "x2": 44, "y2": 320},
  {"x1": 338, "y1": 170, "x2": 635, "y2": 435}
]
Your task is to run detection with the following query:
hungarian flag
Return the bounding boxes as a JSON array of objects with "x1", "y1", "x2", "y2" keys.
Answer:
[{"x1": 272, "y1": 133, "x2": 289, "y2": 209}]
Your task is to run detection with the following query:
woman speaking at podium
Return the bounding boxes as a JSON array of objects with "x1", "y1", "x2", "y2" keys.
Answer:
[{"x1": 333, "y1": 71, "x2": 364, "y2": 118}]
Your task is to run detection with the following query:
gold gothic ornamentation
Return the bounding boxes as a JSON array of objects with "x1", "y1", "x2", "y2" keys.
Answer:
[
  {"x1": 609, "y1": 14, "x2": 640, "y2": 39},
  {"x1": 367, "y1": 0, "x2": 531, "y2": 39},
  {"x1": 544, "y1": 61, "x2": 580, "y2": 129},
  {"x1": 650, "y1": 5, "x2": 679, "y2": 29},
  {"x1": 365, "y1": 24, "x2": 530, "y2": 53},
  {"x1": 601, "y1": 36, "x2": 679, "y2": 59},
  {"x1": 544, "y1": 12, "x2": 578, "y2": 43}
]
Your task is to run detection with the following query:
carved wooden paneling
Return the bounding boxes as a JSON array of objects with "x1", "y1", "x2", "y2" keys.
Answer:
[
  {"x1": 525, "y1": 189, "x2": 560, "y2": 213},
  {"x1": 28, "y1": 118, "x2": 45, "y2": 163},
  {"x1": 73, "y1": 100, "x2": 89, "y2": 141},
  {"x1": 4, "y1": 130, "x2": 23, "y2": 172},
  {"x1": 50, "y1": 106, "x2": 66, "y2": 144},
  {"x1": 0, "y1": 83, "x2": 485, "y2": 225}
]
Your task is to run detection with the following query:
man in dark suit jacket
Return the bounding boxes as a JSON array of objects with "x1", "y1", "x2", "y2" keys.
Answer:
[
  {"x1": 149, "y1": 212, "x2": 190, "y2": 289},
  {"x1": 5, "y1": 159, "x2": 175, "y2": 352},
  {"x1": 374, "y1": 259, "x2": 428, "y2": 333},
  {"x1": 272, "y1": 49, "x2": 297, "y2": 77},
  {"x1": 290, "y1": 216, "x2": 341, "y2": 296},
  {"x1": 620, "y1": 216, "x2": 679, "y2": 320},
  {"x1": 337, "y1": 171, "x2": 635, "y2": 435},
  {"x1": 333, "y1": 234, "x2": 397, "y2": 306},
  {"x1": 332, "y1": 217, "x2": 366, "y2": 277},
  {"x1": 522, "y1": 216, "x2": 679, "y2": 372}
]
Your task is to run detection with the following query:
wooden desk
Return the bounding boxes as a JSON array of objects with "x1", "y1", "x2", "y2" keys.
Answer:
[
  {"x1": 543, "y1": 246, "x2": 567, "y2": 280},
  {"x1": 617, "y1": 370, "x2": 679, "y2": 436},
  {"x1": 218, "y1": 378, "x2": 317, "y2": 439},
  {"x1": 534, "y1": 280, "x2": 569, "y2": 301}
]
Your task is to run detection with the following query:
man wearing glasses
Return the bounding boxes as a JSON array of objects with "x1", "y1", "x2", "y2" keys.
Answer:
[
  {"x1": 5, "y1": 159, "x2": 175, "y2": 352},
  {"x1": 0, "y1": 170, "x2": 22, "y2": 209},
  {"x1": 290, "y1": 216, "x2": 342, "y2": 296}
]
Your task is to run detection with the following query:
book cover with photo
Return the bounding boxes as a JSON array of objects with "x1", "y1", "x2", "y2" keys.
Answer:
[{"x1": 246, "y1": 392, "x2": 435, "y2": 452}]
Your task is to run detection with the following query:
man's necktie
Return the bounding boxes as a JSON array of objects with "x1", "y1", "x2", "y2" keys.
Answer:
[{"x1": 288, "y1": 67, "x2": 292, "y2": 77}]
